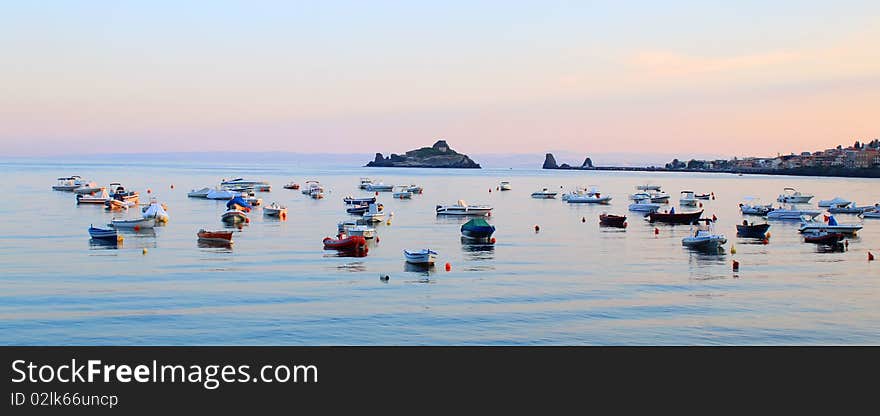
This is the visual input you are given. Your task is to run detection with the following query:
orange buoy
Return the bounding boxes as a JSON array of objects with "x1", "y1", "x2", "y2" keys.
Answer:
[
  {"x1": 280, "y1": 212, "x2": 287, "y2": 220},
  {"x1": 623, "y1": 222, "x2": 628, "y2": 228},
  {"x1": 869, "y1": 252, "x2": 875, "y2": 261},
  {"x1": 245, "y1": 217, "x2": 250, "y2": 223},
  {"x1": 147, "y1": 188, "x2": 151, "y2": 194},
  {"x1": 654, "y1": 227, "x2": 659, "y2": 235},
  {"x1": 490, "y1": 237, "x2": 496, "y2": 244},
  {"x1": 134, "y1": 225, "x2": 140, "y2": 231},
  {"x1": 375, "y1": 191, "x2": 379, "y2": 196},
  {"x1": 445, "y1": 262, "x2": 451, "y2": 271},
  {"x1": 732, "y1": 260, "x2": 740, "y2": 271},
  {"x1": 699, "y1": 202, "x2": 703, "y2": 208},
  {"x1": 142, "y1": 248, "x2": 148, "y2": 255},
  {"x1": 762, "y1": 237, "x2": 769, "y2": 245},
  {"x1": 534, "y1": 225, "x2": 540, "y2": 233}
]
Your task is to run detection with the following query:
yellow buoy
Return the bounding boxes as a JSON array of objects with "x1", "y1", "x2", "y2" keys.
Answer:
[
  {"x1": 142, "y1": 248, "x2": 148, "y2": 255},
  {"x1": 386, "y1": 220, "x2": 391, "y2": 226},
  {"x1": 730, "y1": 245, "x2": 737, "y2": 254}
]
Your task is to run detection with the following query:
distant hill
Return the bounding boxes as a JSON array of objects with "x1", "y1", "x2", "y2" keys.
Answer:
[{"x1": 366, "y1": 140, "x2": 481, "y2": 168}]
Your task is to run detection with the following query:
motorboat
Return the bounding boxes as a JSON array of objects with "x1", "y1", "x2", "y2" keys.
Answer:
[
  {"x1": 739, "y1": 198, "x2": 775, "y2": 215},
  {"x1": 636, "y1": 184, "x2": 662, "y2": 191},
  {"x1": 436, "y1": 200, "x2": 493, "y2": 216},
  {"x1": 802, "y1": 230, "x2": 845, "y2": 245},
  {"x1": 188, "y1": 187, "x2": 211, "y2": 198},
  {"x1": 828, "y1": 202, "x2": 871, "y2": 214},
  {"x1": 404, "y1": 249, "x2": 438, "y2": 265},
  {"x1": 141, "y1": 199, "x2": 170, "y2": 223},
  {"x1": 337, "y1": 221, "x2": 376, "y2": 239},
  {"x1": 110, "y1": 217, "x2": 156, "y2": 229},
  {"x1": 767, "y1": 206, "x2": 822, "y2": 220},
  {"x1": 226, "y1": 195, "x2": 253, "y2": 211},
  {"x1": 860, "y1": 208, "x2": 880, "y2": 219},
  {"x1": 108, "y1": 183, "x2": 139, "y2": 203},
  {"x1": 628, "y1": 200, "x2": 661, "y2": 213},
  {"x1": 530, "y1": 188, "x2": 558, "y2": 199},
  {"x1": 818, "y1": 197, "x2": 851, "y2": 208},
  {"x1": 197, "y1": 229, "x2": 234, "y2": 243},
  {"x1": 243, "y1": 192, "x2": 263, "y2": 206},
  {"x1": 460, "y1": 218, "x2": 496, "y2": 240},
  {"x1": 263, "y1": 202, "x2": 287, "y2": 218},
  {"x1": 88, "y1": 225, "x2": 119, "y2": 241},
  {"x1": 648, "y1": 190, "x2": 670, "y2": 203},
  {"x1": 366, "y1": 182, "x2": 394, "y2": 192},
  {"x1": 74, "y1": 182, "x2": 102, "y2": 195},
  {"x1": 104, "y1": 199, "x2": 135, "y2": 211},
  {"x1": 777, "y1": 187, "x2": 813, "y2": 204},
  {"x1": 302, "y1": 181, "x2": 323, "y2": 195},
  {"x1": 564, "y1": 186, "x2": 611, "y2": 204},
  {"x1": 76, "y1": 188, "x2": 109, "y2": 204},
  {"x1": 253, "y1": 184, "x2": 271, "y2": 192},
  {"x1": 599, "y1": 213, "x2": 627, "y2": 228},
  {"x1": 344, "y1": 196, "x2": 376, "y2": 205},
  {"x1": 736, "y1": 221, "x2": 770, "y2": 238},
  {"x1": 682, "y1": 226, "x2": 727, "y2": 251},
  {"x1": 347, "y1": 204, "x2": 370, "y2": 215},
  {"x1": 407, "y1": 185, "x2": 423, "y2": 194},
  {"x1": 798, "y1": 215, "x2": 862, "y2": 235},
  {"x1": 695, "y1": 193, "x2": 712, "y2": 200},
  {"x1": 362, "y1": 203, "x2": 385, "y2": 222},
  {"x1": 221, "y1": 209, "x2": 249, "y2": 224},
  {"x1": 359, "y1": 178, "x2": 374, "y2": 190},
  {"x1": 648, "y1": 209, "x2": 703, "y2": 225},
  {"x1": 679, "y1": 191, "x2": 697, "y2": 207},
  {"x1": 52, "y1": 176, "x2": 85, "y2": 191},
  {"x1": 309, "y1": 187, "x2": 324, "y2": 199},
  {"x1": 283, "y1": 182, "x2": 300, "y2": 190},
  {"x1": 629, "y1": 192, "x2": 652, "y2": 202},
  {"x1": 220, "y1": 178, "x2": 269, "y2": 188},
  {"x1": 392, "y1": 185, "x2": 413, "y2": 199},
  {"x1": 207, "y1": 187, "x2": 236, "y2": 200},
  {"x1": 323, "y1": 234, "x2": 368, "y2": 252},
  {"x1": 499, "y1": 181, "x2": 512, "y2": 191}
]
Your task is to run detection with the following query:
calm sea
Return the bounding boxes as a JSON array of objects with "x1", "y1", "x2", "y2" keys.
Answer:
[{"x1": 1, "y1": 159, "x2": 878, "y2": 345}]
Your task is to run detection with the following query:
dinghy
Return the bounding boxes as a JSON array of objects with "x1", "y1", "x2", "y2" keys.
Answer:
[
  {"x1": 648, "y1": 209, "x2": 703, "y2": 225},
  {"x1": 76, "y1": 188, "x2": 109, "y2": 204},
  {"x1": 736, "y1": 221, "x2": 770, "y2": 238},
  {"x1": 88, "y1": 225, "x2": 119, "y2": 241},
  {"x1": 323, "y1": 234, "x2": 368, "y2": 251},
  {"x1": 221, "y1": 210, "x2": 248, "y2": 224},
  {"x1": 263, "y1": 202, "x2": 287, "y2": 218},
  {"x1": 530, "y1": 188, "x2": 558, "y2": 199},
  {"x1": 362, "y1": 203, "x2": 385, "y2": 222},
  {"x1": 197, "y1": 229, "x2": 234, "y2": 243},
  {"x1": 599, "y1": 214, "x2": 627, "y2": 228},
  {"x1": 337, "y1": 221, "x2": 376, "y2": 239},
  {"x1": 404, "y1": 249, "x2": 438, "y2": 265},
  {"x1": 802, "y1": 230, "x2": 845, "y2": 245},
  {"x1": 436, "y1": 200, "x2": 492, "y2": 216},
  {"x1": 110, "y1": 217, "x2": 156, "y2": 229},
  {"x1": 798, "y1": 215, "x2": 862, "y2": 235}
]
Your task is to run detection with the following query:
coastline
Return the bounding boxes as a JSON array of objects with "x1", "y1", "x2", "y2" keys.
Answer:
[{"x1": 545, "y1": 166, "x2": 880, "y2": 179}]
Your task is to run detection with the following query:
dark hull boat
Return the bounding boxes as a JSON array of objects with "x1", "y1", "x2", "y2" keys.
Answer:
[
  {"x1": 346, "y1": 204, "x2": 369, "y2": 215},
  {"x1": 599, "y1": 214, "x2": 627, "y2": 228},
  {"x1": 343, "y1": 196, "x2": 376, "y2": 205},
  {"x1": 460, "y1": 218, "x2": 496, "y2": 240},
  {"x1": 648, "y1": 210, "x2": 703, "y2": 225},
  {"x1": 88, "y1": 225, "x2": 118, "y2": 241},
  {"x1": 736, "y1": 222, "x2": 770, "y2": 238},
  {"x1": 803, "y1": 231, "x2": 844, "y2": 245}
]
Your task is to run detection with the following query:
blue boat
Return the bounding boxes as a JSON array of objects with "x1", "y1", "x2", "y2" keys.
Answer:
[
  {"x1": 226, "y1": 195, "x2": 253, "y2": 210},
  {"x1": 347, "y1": 204, "x2": 370, "y2": 214},
  {"x1": 88, "y1": 225, "x2": 118, "y2": 240},
  {"x1": 460, "y1": 218, "x2": 495, "y2": 240}
]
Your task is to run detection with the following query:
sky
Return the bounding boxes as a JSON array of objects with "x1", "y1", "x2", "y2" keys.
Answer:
[{"x1": 1, "y1": 1, "x2": 878, "y2": 160}]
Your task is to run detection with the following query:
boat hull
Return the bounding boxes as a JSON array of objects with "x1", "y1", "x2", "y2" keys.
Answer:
[
  {"x1": 736, "y1": 223, "x2": 770, "y2": 238},
  {"x1": 323, "y1": 235, "x2": 368, "y2": 251},
  {"x1": 197, "y1": 229, "x2": 233, "y2": 242},
  {"x1": 110, "y1": 218, "x2": 156, "y2": 229},
  {"x1": 648, "y1": 210, "x2": 703, "y2": 225},
  {"x1": 404, "y1": 250, "x2": 437, "y2": 264},
  {"x1": 599, "y1": 214, "x2": 627, "y2": 228}
]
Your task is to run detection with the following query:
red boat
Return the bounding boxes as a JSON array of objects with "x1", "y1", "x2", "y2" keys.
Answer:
[
  {"x1": 648, "y1": 210, "x2": 703, "y2": 225},
  {"x1": 198, "y1": 229, "x2": 234, "y2": 242},
  {"x1": 323, "y1": 234, "x2": 368, "y2": 251},
  {"x1": 803, "y1": 231, "x2": 844, "y2": 245},
  {"x1": 599, "y1": 214, "x2": 627, "y2": 228}
]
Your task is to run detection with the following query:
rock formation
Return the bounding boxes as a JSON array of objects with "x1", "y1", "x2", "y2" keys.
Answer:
[{"x1": 366, "y1": 140, "x2": 481, "y2": 168}]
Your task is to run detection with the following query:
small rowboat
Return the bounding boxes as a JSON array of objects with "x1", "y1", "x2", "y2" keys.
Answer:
[
  {"x1": 221, "y1": 210, "x2": 249, "y2": 224},
  {"x1": 263, "y1": 202, "x2": 287, "y2": 218},
  {"x1": 283, "y1": 182, "x2": 300, "y2": 190},
  {"x1": 110, "y1": 217, "x2": 156, "y2": 229},
  {"x1": 323, "y1": 234, "x2": 368, "y2": 251},
  {"x1": 803, "y1": 231, "x2": 844, "y2": 245},
  {"x1": 88, "y1": 225, "x2": 119, "y2": 240},
  {"x1": 599, "y1": 213, "x2": 627, "y2": 228},
  {"x1": 736, "y1": 222, "x2": 770, "y2": 238},
  {"x1": 197, "y1": 229, "x2": 233, "y2": 243},
  {"x1": 695, "y1": 193, "x2": 711, "y2": 200},
  {"x1": 648, "y1": 210, "x2": 703, "y2": 225},
  {"x1": 404, "y1": 249, "x2": 438, "y2": 265}
]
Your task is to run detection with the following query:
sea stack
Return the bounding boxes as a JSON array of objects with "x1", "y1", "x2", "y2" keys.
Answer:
[
  {"x1": 542, "y1": 153, "x2": 559, "y2": 169},
  {"x1": 581, "y1": 157, "x2": 593, "y2": 168},
  {"x1": 365, "y1": 140, "x2": 481, "y2": 168}
]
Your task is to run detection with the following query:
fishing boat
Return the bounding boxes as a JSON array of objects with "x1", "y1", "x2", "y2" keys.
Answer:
[
  {"x1": 628, "y1": 200, "x2": 661, "y2": 213},
  {"x1": 530, "y1": 188, "x2": 558, "y2": 199},
  {"x1": 565, "y1": 186, "x2": 612, "y2": 204},
  {"x1": 76, "y1": 188, "x2": 109, "y2": 204},
  {"x1": 407, "y1": 185, "x2": 423, "y2": 194},
  {"x1": 359, "y1": 178, "x2": 374, "y2": 189},
  {"x1": 88, "y1": 225, "x2": 119, "y2": 240},
  {"x1": 344, "y1": 196, "x2": 377, "y2": 205},
  {"x1": 460, "y1": 218, "x2": 496, "y2": 240},
  {"x1": 648, "y1": 209, "x2": 703, "y2": 224},
  {"x1": 599, "y1": 213, "x2": 627, "y2": 228},
  {"x1": 404, "y1": 249, "x2": 438, "y2": 265},
  {"x1": 337, "y1": 221, "x2": 376, "y2": 239},
  {"x1": 499, "y1": 181, "x2": 512, "y2": 191},
  {"x1": 362, "y1": 203, "x2": 385, "y2": 222},
  {"x1": 736, "y1": 221, "x2": 770, "y2": 238},
  {"x1": 108, "y1": 183, "x2": 139, "y2": 203},
  {"x1": 141, "y1": 200, "x2": 169, "y2": 223},
  {"x1": 802, "y1": 230, "x2": 845, "y2": 245},
  {"x1": 263, "y1": 202, "x2": 287, "y2": 218},
  {"x1": 52, "y1": 176, "x2": 85, "y2": 191},
  {"x1": 679, "y1": 190, "x2": 697, "y2": 207},
  {"x1": 323, "y1": 234, "x2": 368, "y2": 251},
  {"x1": 110, "y1": 217, "x2": 156, "y2": 229},
  {"x1": 767, "y1": 206, "x2": 822, "y2": 220},
  {"x1": 798, "y1": 215, "x2": 862, "y2": 235},
  {"x1": 283, "y1": 182, "x2": 300, "y2": 190},
  {"x1": 221, "y1": 209, "x2": 249, "y2": 224},
  {"x1": 777, "y1": 187, "x2": 813, "y2": 203},
  {"x1": 436, "y1": 200, "x2": 493, "y2": 216},
  {"x1": 302, "y1": 181, "x2": 323, "y2": 195},
  {"x1": 392, "y1": 185, "x2": 413, "y2": 199},
  {"x1": 828, "y1": 202, "x2": 871, "y2": 214},
  {"x1": 206, "y1": 188, "x2": 236, "y2": 200},
  {"x1": 187, "y1": 187, "x2": 211, "y2": 198},
  {"x1": 309, "y1": 187, "x2": 324, "y2": 199},
  {"x1": 366, "y1": 182, "x2": 394, "y2": 192},
  {"x1": 197, "y1": 229, "x2": 234, "y2": 243},
  {"x1": 818, "y1": 197, "x2": 851, "y2": 208},
  {"x1": 682, "y1": 225, "x2": 727, "y2": 250}
]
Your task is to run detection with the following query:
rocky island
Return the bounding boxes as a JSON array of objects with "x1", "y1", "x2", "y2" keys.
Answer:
[
  {"x1": 366, "y1": 140, "x2": 481, "y2": 169},
  {"x1": 542, "y1": 153, "x2": 594, "y2": 170}
]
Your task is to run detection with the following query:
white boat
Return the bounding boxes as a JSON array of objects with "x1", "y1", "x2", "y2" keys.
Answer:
[
  {"x1": 73, "y1": 182, "x2": 102, "y2": 195},
  {"x1": 187, "y1": 187, "x2": 211, "y2": 198},
  {"x1": 302, "y1": 181, "x2": 324, "y2": 195},
  {"x1": 52, "y1": 176, "x2": 86, "y2": 191},
  {"x1": 798, "y1": 215, "x2": 862, "y2": 234},
  {"x1": 392, "y1": 185, "x2": 413, "y2": 199},
  {"x1": 499, "y1": 181, "x2": 512, "y2": 191},
  {"x1": 359, "y1": 178, "x2": 374, "y2": 189},
  {"x1": 366, "y1": 182, "x2": 394, "y2": 192},
  {"x1": 404, "y1": 249, "x2": 438, "y2": 265},
  {"x1": 531, "y1": 188, "x2": 558, "y2": 199},
  {"x1": 76, "y1": 188, "x2": 109, "y2": 204},
  {"x1": 818, "y1": 196, "x2": 851, "y2": 208},
  {"x1": 777, "y1": 187, "x2": 814, "y2": 203},
  {"x1": 337, "y1": 221, "x2": 376, "y2": 239},
  {"x1": 362, "y1": 203, "x2": 385, "y2": 222},
  {"x1": 221, "y1": 209, "x2": 249, "y2": 224},
  {"x1": 110, "y1": 217, "x2": 156, "y2": 229},
  {"x1": 220, "y1": 178, "x2": 269, "y2": 188},
  {"x1": 206, "y1": 188, "x2": 236, "y2": 200},
  {"x1": 629, "y1": 191, "x2": 652, "y2": 201},
  {"x1": 739, "y1": 197, "x2": 774, "y2": 215},
  {"x1": 309, "y1": 187, "x2": 324, "y2": 199},
  {"x1": 828, "y1": 202, "x2": 871, "y2": 214},
  {"x1": 628, "y1": 200, "x2": 661, "y2": 213},
  {"x1": 436, "y1": 200, "x2": 493, "y2": 216},
  {"x1": 141, "y1": 199, "x2": 169, "y2": 223},
  {"x1": 679, "y1": 190, "x2": 697, "y2": 207},
  {"x1": 243, "y1": 193, "x2": 263, "y2": 206},
  {"x1": 767, "y1": 206, "x2": 822, "y2": 220},
  {"x1": 648, "y1": 190, "x2": 670, "y2": 203},
  {"x1": 682, "y1": 226, "x2": 727, "y2": 250},
  {"x1": 564, "y1": 186, "x2": 612, "y2": 204},
  {"x1": 636, "y1": 184, "x2": 662, "y2": 191},
  {"x1": 407, "y1": 185, "x2": 423, "y2": 194},
  {"x1": 263, "y1": 202, "x2": 287, "y2": 217}
]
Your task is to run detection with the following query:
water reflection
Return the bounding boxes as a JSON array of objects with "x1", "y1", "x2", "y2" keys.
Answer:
[
  {"x1": 404, "y1": 262, "x2": 434, "y2": 277},
  {"x1": 197, "y1": 240, "x2": 234, "y2": 250},
  {"x1": 89, "y1": 238, "x2": 120, "y2": 250}
]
